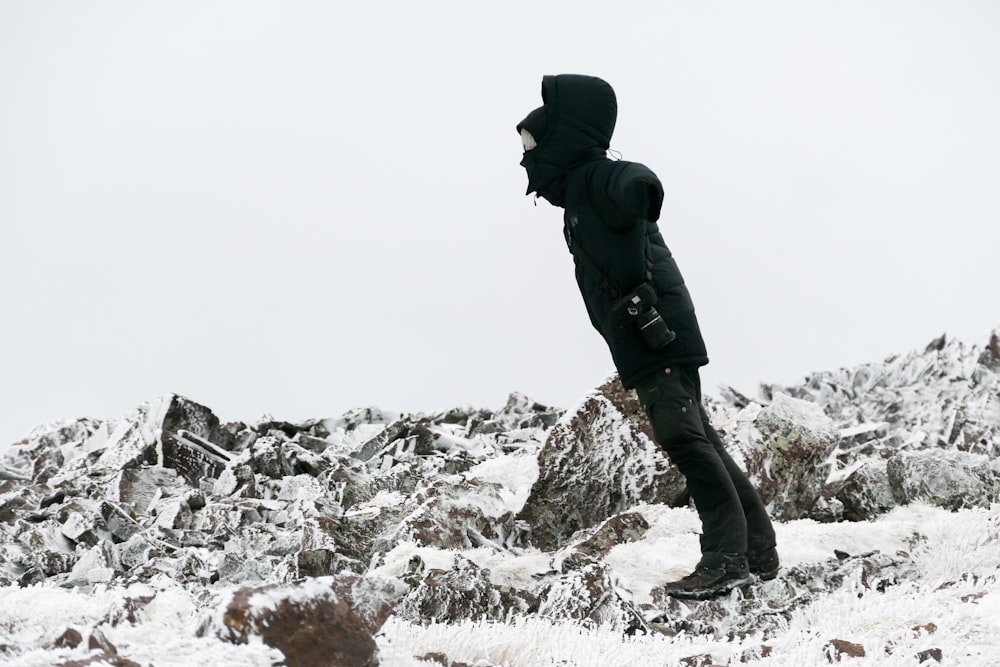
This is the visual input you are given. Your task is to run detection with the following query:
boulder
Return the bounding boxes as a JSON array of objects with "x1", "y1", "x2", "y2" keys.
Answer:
[
  {"x1": 567, "y1": 511, "x2": 649, "y2": 560},
  {"x1": 210, "y1": 577, "x2": 394, "y2": 667},
  {"x1": 375, "y1": 479, "x2": 523, "y2": 553},
  {"x1": 836, "y1": 459, "x2": 898, "y2": 521},
  {"x1": 886, "y1": 450, "x2": 1000, "y2": 510},
  {"x1": 517, "y1": 374, "x2": 686, "y2": 551},
  {"x1": 395, "y1": 554, "x2": 538, "y2": 624},
  {"x1": 727, "y1": 393, "x2": 839, "y2": 520},
  {"x1": 537, "y1": 554, "x2": 647, "y2": 632}
]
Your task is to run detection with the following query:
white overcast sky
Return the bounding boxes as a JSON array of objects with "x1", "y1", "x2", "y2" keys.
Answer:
[{"x1": 2, "y1": 1, "x2": 999, "y2": 449}]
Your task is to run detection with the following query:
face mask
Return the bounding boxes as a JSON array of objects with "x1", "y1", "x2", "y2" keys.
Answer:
[{"x1": 520, "y1": 128, "x2": 537, "y2": 152}]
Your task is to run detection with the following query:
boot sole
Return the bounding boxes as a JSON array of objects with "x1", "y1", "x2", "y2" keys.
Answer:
[{"x1": 664, "y1": 574, "x2": 755, "y2": 600}]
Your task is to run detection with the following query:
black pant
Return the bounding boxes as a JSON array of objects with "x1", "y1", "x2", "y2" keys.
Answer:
[{"x1": 636, "y1": 365, "x2": 776, "y2": 560}]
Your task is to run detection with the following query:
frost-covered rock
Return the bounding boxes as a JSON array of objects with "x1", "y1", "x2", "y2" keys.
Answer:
[
  {"x1": 835, "y1": 459, "x2": 898, "y2": 521},
  {"x1": 726, "y1": 393, "x2": 839, "y2": 520},
  {"x1": 206, "y1": 578, "x2": 401, "y2": 667},
  {"x1": 647, "y1": 548, "x2": 919, "y2": 641},
  {"x1": 1, "y1": 328, "x2": 999, "y2": 662},
  {"x1": 537, "y1": 553, "x2": 647, "y2": 632},
  {"x1": 764, "y1": 330, "x2": 1000, "y2": 458},
  {"x1": 374, "y1": 479, "x2": 525, "y2": 553},
  {"x1": 395, "y1": 554, "x2": 539, "y2": 624},
  {"x1": 887, "y1": 450, "x2": 1000, "y2": 510},
  {"x1": 517, "y1": 374, "x2": 686, "y2": 551}
]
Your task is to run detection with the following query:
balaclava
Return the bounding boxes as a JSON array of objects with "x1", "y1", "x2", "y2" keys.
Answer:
[{"x1": 517, "y1": 106, "x2": 548, "y2": 150}]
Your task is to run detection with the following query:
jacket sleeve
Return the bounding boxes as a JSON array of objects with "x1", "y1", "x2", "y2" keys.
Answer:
[{"x1": 595, "y1": 162, "x2": 664, "y2": 231}]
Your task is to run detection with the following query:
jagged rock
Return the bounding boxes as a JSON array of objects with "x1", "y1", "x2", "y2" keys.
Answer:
[
  {"x1": 518, "y1": 374, "x2": 686, "y2": 551},
  {"x1": 375, "y1": 479, "x2": 523, "y2": 554},
  {"x1": 210, "y1": 577, "x2": 386, "y2": 667},
  {"x1": 0, "y1": 463, "x2": 30, "y2": 482},
  {"x1": 57, "y1": 500, "x2": 103, "y2": 547},
  {"x1": 6, "y1": 418, "x2": 99, "y2": 481},
  {"x1": 87, "y1": 627, "x2": 117, "y2": 654},
  {"x1": 396, "y1": 555, "x2": 538, "y2": 624},
  {"x1": 110, "y1": 466, "x2": 189, "y2": 514},
  {"x1": 91, "y1": 396, "x2": 212, "y2": 476},
  {"x1": 160, "y1": 429, "x2": 232, "y2": 485},
  {"x1": 67, "y1": 541, "x2": 115, "y2": 586},
  {"x1": 916, "y1": 647, "x2": 943, "y2": 663},
  {"x1": 494, "y1": 392, "x2": 564, "y2": 431},
  {"x1": 978, "y1": 330, "x2": 1000, "y2": 371},
  {"x1": 678, "y1": 655, "x2": 718, "y2": 667},
  {"x1": 353, "y1": 418, "x2": 431, "y2": 462},
  {"x1": 727, "y1": 393, "x2": 838, "y2": 520},
  {"x1": 537, "y1": 554, "x2": 647, "y2": 631},
  {"x1": 887, "y1": 450, "x2": 1000, "y2": 510},
  {"x1": 8, "y1": 395, "x2": 232, "y2": 490},
  {"x1": 111, "y1": 534, "x2": 160, "y2": 574},
  {"x1": 14, "y1": 521, "x2": 78, "y2": 578},
  {"x1": 809, "y1": 492, "x2": 845, "y2": 523},
  {"x1": 100, "y1": 501, "x2": 141, "y2": 543},
  {"x1": 2, "y1": 326, "x2": 999, "y2": 661},
  {"x1": 51, "y1": 627, "x2": 84, "y2": 649},
  {"x1": 766, "y1": 331, "x2": 1000, "y2": 458},
  {"x1": 242, "y1": 436, "x2": 323, "y2": 480},
  {"x1": 0, "y1": 486, "x2": 40, "y2": 525},
  {"x1": 567, "y1": 512, "x2": 649, "y2": 560},
  {"x1": 737, "y1": 645, "x2": 773, "y2": 662},
  {"x1": 836, "y1": 459, "x2": 898, "y2": 521}
]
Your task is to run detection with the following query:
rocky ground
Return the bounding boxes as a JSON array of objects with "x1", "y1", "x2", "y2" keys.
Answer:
[{"x1": 1, "y1": 329, "x2": 998, "y2": 666}]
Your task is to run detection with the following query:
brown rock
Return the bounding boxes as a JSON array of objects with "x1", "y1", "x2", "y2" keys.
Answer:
[
  {"x1": 87, "y1": 627, "x2": 117, "y2": 654},
  {"x1": 916, "y1": 648, "x2": 943, "y2": 663},
  {"x1": 217, "y1": 580, "x2": 382, "y2": 667},
  {"x1": 825, "y1": 639, "x2": 866, "y2": 661},
  {"x1": 52, "y1": 627, "x2": 83, "y2": 649}
]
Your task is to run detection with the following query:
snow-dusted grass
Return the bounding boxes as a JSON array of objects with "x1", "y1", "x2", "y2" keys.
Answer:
[
  {"x1": 2, "y1": 503, "x2": 998, "y2": 666},
  {"x1": 376, "y1": 503, "x2": 1000, "y2": 667}
]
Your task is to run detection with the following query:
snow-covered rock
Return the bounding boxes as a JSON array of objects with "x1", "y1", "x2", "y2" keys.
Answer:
[
  {"x1": 725, "y1": 392, "x2": 839, "y2": 520},
  {"x1": 1, "y1": 328, "x2": 999, "y2": 665},
  {"x1": 517, "y1": 374, "x2": 686, "y2": 551}
]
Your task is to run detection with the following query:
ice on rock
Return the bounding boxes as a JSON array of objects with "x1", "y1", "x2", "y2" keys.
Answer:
[{"x1": 1, "y1": 329, "x2": 999, "y2": 665}]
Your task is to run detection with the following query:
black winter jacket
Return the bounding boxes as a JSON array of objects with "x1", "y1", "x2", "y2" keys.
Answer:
[{"x1": 518, "y1": 74, "x2": 708, "y2": 388}]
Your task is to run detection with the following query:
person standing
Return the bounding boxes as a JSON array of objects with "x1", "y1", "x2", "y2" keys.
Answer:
[{"x1": 516, "y1": 74, "x2": 778, "y2": 599}]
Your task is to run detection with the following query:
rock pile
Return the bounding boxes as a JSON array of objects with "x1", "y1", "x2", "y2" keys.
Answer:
[{"x1": 1, "y1": 330, "x2": 998, "y2": 665}]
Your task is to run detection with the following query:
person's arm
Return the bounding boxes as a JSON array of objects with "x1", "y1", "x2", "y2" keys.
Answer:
[{"x1": 594, "y1": 162, "x2": 664, "y2": 231}]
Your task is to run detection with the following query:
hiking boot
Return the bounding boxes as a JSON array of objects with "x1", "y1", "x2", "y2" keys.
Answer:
[
  {"x1": 662, "y1": 553, "x2": 753, "y2": 600},
  {"x1": 748, "y1": 547, "x2": 780, "y2": 581}
]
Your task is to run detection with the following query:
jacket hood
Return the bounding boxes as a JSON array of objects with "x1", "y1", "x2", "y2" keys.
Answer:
[
  {"x1": 518, "y1": 74, "x2": 618, "y2": 205},
  {"x1": 539, "y1": 74, "x2": 617, "y2": 149}
]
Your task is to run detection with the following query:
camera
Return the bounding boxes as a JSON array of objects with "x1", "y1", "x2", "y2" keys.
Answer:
[{"x1": 617, "y1": 284, "x2": 676, "y2": 350}]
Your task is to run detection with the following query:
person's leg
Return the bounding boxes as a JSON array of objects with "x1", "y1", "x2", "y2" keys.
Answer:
[
  {"x1": 691, "y1": 372, "x2": 779, "y2": 578},
  {"x1": 635, "y1": 366, "x2": 747, "y2": 558},
  {"x1": 636, "y1": 365, "x2": 754, "y2": 598}
]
